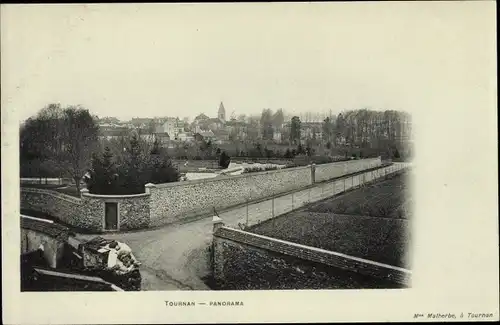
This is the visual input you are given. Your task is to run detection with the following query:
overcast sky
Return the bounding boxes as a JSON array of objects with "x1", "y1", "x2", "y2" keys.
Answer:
[{"x1": 1, "y1": 2, "x2": 496, "y2": 122}]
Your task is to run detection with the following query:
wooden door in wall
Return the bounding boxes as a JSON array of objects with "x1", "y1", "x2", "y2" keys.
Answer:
[{"x1": 105, "y1": 202, "x2": 118, "y2": 231}]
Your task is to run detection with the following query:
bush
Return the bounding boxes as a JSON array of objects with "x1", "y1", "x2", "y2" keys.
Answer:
[
  {"x1": 87, "y1": 136, "x2": 180, "y2": 195},
  {"x1": 242, "y1": 164, "x2": 283, "y2": 174},
  {"x1": 219, "y1": 151, "x2": 231, "y2": 168}
]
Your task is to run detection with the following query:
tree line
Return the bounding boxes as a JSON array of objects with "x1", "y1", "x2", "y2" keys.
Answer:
[{"x1": 20, "y1": 104, "x2": 181, "y2": 195}]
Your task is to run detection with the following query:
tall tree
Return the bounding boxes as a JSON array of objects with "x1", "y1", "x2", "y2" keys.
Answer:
[
  {"x1": 290, "y1": 116, "x2": 301, "y2": 145},
  {"x1": 20, "y1": 104, "x2": 99, "y2": 191},
  {"x1": 86, "y1": 147, "x2": 119, "y2": 194},
  {"x1": 335, "y1": 113, "x2": 346, "y2": 146},
  {"x1": 60, "y1": 106, "x2": 100, "y2": 191},
  {"x1": 260, "y1": 109, "x2": 274, "y2": 140},
  {"x1": 322, "y1": 117, "x2": 334, "y2": 144},
  {"x1": 272, "y1": 108, "x2": 285, "y2": 129},
  {"x1": 148, "y1": 147, "x2": 179, "y2": 184},
  {"x1": 121, "y1": 133, "x2": 145, "y2": 193}
]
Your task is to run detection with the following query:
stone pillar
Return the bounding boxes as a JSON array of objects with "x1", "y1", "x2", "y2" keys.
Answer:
[
  {"x1": 311, "y1": 163, "x2": 316, "y2": 184},
  {"x1": 144, "y1": 183, "x2": 156, "y2": 227},
  {"x1": 212, "y1": 215, "x2": 226, "y2": 284},
  {"x1": 213, "y1": 215, "x2": 224, "y2": 233},
  {"x1": 144, "y1": 183, "x2": 156, "y2": 194},
  {"x1": 80, "y1": 188, "x2": 89, "y2": 198}
]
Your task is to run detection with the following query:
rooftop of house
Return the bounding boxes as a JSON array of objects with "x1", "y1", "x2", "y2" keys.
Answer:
[
  {"x1": 99, "y1": 128, "x2": 131, "y2": 138},
  {"x1": 194, "y1": 113, "x2": 210, "y2": 121},
  {"x1": 154, "y1": 131, "x2": 170, "y2": 138},
  {"x1": 213, "y1": 129, "x2": 229, "y2": 136},
  {"x1": 207, "y1": 117, "x2": 224, "y2": 124},
  {"x1": 21, "y1": 216, "x2": 71, "y2": 241},
  {"x1": 225, "y1": 119, "x2": 247, "y2": 126}
]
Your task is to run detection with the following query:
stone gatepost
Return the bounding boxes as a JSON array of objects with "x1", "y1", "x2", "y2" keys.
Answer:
[
  {"x1": 80, "y1": 188, "x2": 89, "y2": 198},
  {"x1": 144, "y1": 183, "x2": 156, "y2": 227},
  {"x1": 212, "y1": 215, "x2": 225, "y2": 283},
  {"x1": 144, "y1": 183, "x2": 156, "y2": 194},
  {"x1": 212, "y1": 215, "x2": 225, "y2": 233}
]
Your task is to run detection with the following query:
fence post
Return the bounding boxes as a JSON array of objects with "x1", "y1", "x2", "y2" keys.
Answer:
[
  {"x1": 311, "y1": 163, "x2": 316, "y2": 184},
  {"x1": 272, "y1": 196, "x2": 275, "y2": 218},
  {"x1": 246, "y1": 198, "x2": 249, "y2": 225}
]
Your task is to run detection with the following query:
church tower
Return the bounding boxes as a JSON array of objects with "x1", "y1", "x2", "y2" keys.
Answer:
[{"x1": 218, "y1": 101, "x2": 226, "y2": 122}]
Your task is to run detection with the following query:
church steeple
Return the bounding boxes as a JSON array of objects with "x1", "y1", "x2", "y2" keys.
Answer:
[{"x1": 218, "y1": 101, "x2": 226, "y2": 122}]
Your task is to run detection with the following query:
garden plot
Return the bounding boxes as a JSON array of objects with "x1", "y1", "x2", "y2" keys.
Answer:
[
  {"x1": 246, "y1": 171, "x2": 413, "y2": 268},
  {"x1": 248, "y1": 212, "x2": 410, "y2": 268},
  {"x1": 306, "y1": 172, "x2": 411, "y2": 219}
]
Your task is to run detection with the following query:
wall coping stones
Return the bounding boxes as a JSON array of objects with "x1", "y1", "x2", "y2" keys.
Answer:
[
  {"x1": 80, "y1": 191, "x2": 150, "y2": 199},
  {"x1": 152, "y1": 157, "x2": 380, "y2": 188},
  {"x1": 21, "y1": 216, "x2": 71, "y2": 241},
  {"x1": 215, "y1": 226, "x2": 411, "y2": 285},
  {"x1": 21, "y1": 187, "x2": 82, "y2": 204},
  {"x1": 153, "y1": 164, "x2": 313, "y2": 188}
]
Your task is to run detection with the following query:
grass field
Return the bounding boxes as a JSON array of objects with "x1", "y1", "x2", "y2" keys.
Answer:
[{"x1": 247, "y1": 172, "x2": 412, "y2": 268}]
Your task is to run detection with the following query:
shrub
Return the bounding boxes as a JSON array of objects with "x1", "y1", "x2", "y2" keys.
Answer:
[{"x1": 219, "y1": 151, "x2": 231, "y2": 168}]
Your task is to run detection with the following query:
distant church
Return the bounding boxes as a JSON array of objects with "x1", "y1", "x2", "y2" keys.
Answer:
[{"x1": 218, "y1": 101, "x2": 226, "y2": 122}]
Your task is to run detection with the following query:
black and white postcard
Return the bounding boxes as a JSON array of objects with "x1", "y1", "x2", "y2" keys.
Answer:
[{"x1": 1, "y1": 2, "x2": 498, "y2": 324}]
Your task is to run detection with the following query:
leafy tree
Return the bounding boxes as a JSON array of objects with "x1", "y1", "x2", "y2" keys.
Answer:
[
  {"x1": 19, "y1": 104, "x2": 99, "y2": 192},
  {"x1": 264, "y1": 147, "x2": 273, "y2": 158},
  {"x1": 336, "y1": 113, "x2": 345, "y2": 145},
  {"x1": 290, "y1": 116, "x2": 301, "y2": 145},
  {"x1": 393, "y1": 148, "x2": 401, "y2": 159},
  {"x1": 297, "y1": 143, "x2": 306, "y2": 155},
  {"x1": 305, "y1": 145, "x2": 314, "y2": 157},
  {"x1": 260, "y1": 109, "x2": 274, "y2": 140},
  {"x1": 148, "y1": 151, "x2": 179, "y2": 184},
  {"x1": 272, "y1": 108, "x2": 284, "y2": 128},
  {"x1": 120, "y1": 133, "x2": 145, "y2": 193},
  {"x1": 86, "y1": 147, "x2": 119, "y2": 194},
  {"x1": 322, "y1": 117, "x2": 334, "y2": 144}
]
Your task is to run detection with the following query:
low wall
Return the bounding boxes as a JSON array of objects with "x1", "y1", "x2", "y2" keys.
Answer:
[
  {"x1": 80, "y1": 190, "x2": 151, "y2": 231},
  {"x1": 314, "y1": 157, "x2": 382, "y2": 183},
  {"x1": 20, "y1": 159, "x2": 407, "y2": 232},
  {"x1": 20, "y1": 188, "x2": 84, "y2": 227},
  {"x1": 20, "y1": 188, "x2": 150, "y2": 232},
  {"x1": 21, "y1": 228, "x2": 65, "y2": 268},
  {"x1": 147, "y1": 165, "x2": 313, "y2": 226},
  {"x1": 147, "y1": 158, "x2": 386, "y2": 227},
  {"x1": 212, "y1": 225, "x2": 410, "y2": 290}
]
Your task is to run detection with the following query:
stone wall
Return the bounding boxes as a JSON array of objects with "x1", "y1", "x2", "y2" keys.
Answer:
[
  {"x1": 20, "y1": 188, "x2": 83, "y2": 227},
  {"x1": 147, "y1": 165, "x2": 313, "y2": 226},
  {"x1": 21, "y1": 228, "x2": 65, "y2": 268},
  {"x1": 219, "y1": 162, "x2": 409, "y2": 230},
  {"x1": 314, "y1": 157, "x2": 382, "y2": 183},
  {"x1": 79, "y1": 190, "x2": 151, "y2": 231},
  {"x1": 212, "y1": 225, "x2": 411, "y2": 290},
  {"x1": 20, "y1": 187, "x2": 150, "y2": 232},
  {"x1": 20, "y1": 159, "x2": 408, "y2": 232}
]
